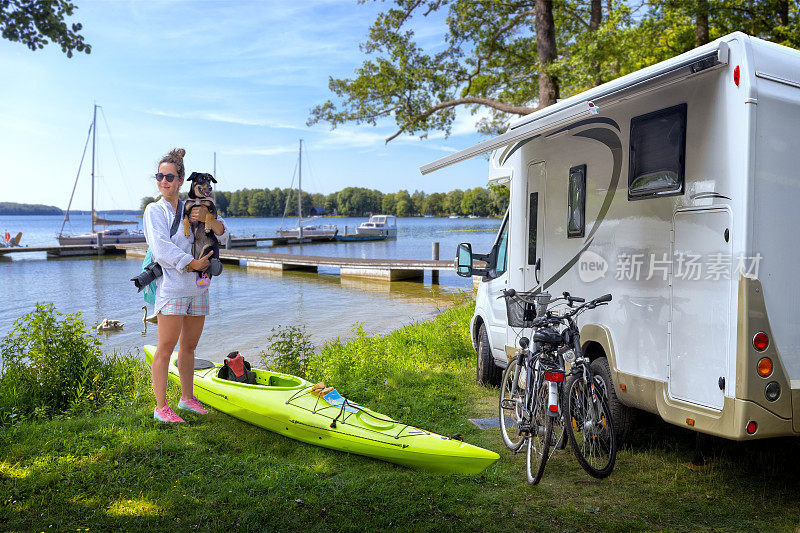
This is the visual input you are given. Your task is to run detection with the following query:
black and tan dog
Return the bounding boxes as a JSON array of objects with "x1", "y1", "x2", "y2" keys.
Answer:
[{"x1": 183, "y1": 172, "x2": 222, "y2": 286}]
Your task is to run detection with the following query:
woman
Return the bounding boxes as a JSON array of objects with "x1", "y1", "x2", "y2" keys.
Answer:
[{"x1": 143, "y1": 148, "x2": 229, "y2": 423}]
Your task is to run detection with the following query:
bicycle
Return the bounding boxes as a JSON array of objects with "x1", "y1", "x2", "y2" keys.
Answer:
[
  {"x1": 499, "y1": 289, "x2": 617, "y2": 483},
  {"x1": 499, "y1": 289, "x2": 567, "y2": 484}
]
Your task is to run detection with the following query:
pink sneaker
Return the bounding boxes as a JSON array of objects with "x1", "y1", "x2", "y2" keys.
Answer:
[
  {"x1": 178, "y1": 396, "x2": 208, "y2": 415},
  {"x1": 154, "y1": 404, "x2": 185, "y2": 423}
]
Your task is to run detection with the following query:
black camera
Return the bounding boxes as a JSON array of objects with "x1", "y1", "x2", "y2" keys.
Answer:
[{"x1": 130, "y1": 261, "x2": 163, "y2": 291}]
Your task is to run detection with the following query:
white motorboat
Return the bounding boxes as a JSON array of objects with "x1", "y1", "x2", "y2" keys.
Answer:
[
  {"x1": 356, "y1": 215, "x2": 397, "y2": 238},
  {"x1": 58, "y1": 104, "x2": 145, "y2": 246},
  {"x1": 277, "y1": 140, "x2": 337, "y2": 240},
  {"x1": 278, "y1": 223, "x2": 338, "y2": 239}
]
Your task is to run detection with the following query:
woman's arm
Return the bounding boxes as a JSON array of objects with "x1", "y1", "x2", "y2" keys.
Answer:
[
  {"x1": 213, "y1": 216, "x2": 230, "y2": 245},
  {"x1": 143, "y1": 203, "x2": 193, "y2": 271},
  {"x1": 190, "y1": 205, "x2": 230, "y2": 244}
]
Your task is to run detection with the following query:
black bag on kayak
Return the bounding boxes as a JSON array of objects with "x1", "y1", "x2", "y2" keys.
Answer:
[{"x1": 218, "y1": 351, "x2": 257, "y2": 384}]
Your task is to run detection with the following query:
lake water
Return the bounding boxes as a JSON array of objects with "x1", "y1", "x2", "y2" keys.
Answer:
[{"x1": 0, "y1": 215, "x2": 500, "y2": 362}]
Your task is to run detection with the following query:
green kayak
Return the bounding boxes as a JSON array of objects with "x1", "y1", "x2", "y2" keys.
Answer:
[{"x1": 144, "y1": 346, "x2": 499, "y2": 474}]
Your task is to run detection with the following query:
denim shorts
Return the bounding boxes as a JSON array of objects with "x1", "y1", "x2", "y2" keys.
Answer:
[{"x1": 159, "y1": 292, "x2": 210, "y2": 316}]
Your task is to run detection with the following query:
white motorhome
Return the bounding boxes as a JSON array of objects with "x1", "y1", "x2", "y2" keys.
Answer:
[{"x1": 423, "y1": 33, "x2": 800, "y2": 441}]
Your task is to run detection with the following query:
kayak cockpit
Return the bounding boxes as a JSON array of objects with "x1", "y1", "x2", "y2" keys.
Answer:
[
  {"x1": 206, "y1": 367, "x2": 307, "y2": 390},
  {"x1": 254, "y1": 370, "x2": 305, "y2": 389}
]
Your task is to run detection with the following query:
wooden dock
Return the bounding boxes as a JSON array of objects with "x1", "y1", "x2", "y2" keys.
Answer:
[
  {"x1": 119, "y1": 244, "x2": 453, "y2": 281},
  {"x1": 3, "y1": 242, "x2": 456, "y2": 282},
  {"x1": 0, "y1": 235, "x2": 333, "y2": 257},
  {"x1": 0, "y1": 244, "x2": 126, "y2": 257}
]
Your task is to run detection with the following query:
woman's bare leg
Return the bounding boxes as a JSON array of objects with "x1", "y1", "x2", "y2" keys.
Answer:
[
  {"x1": 153, "y1": 313, "x2": 184, "y2": 409},
  {"x1": 177, "y1": 315, "x2": 205, "y2": 401}
]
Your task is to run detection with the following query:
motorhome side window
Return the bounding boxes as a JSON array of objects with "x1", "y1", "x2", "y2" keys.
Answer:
[
  {"x1": 567, "y1": 165, "x2": 586, "y2": 238},
  {"x1": 494, "y1": 216, "x2": 509, "y2": 276},
  {"x1": 628, "y1": 103, "x2": 687, "y2": 200},
  {"x1": 528, "y1": 193, "x2": 538, "y2": 264}
]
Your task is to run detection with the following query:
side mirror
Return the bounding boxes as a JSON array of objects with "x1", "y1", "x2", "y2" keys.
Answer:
[{"x1": 456, "y1": 242, "x2": 473, "y2": 277}]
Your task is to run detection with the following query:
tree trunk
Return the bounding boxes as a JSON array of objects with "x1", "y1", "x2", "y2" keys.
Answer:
[
  {"x1": 590, "y1": 0, "x2": 602, "y2": 30},
  {"x1": 695, "y1": 0, "x2": 710, "y2": 47},
  {"x1": 590, "y1": 0, "x2": 603, "y2": 85},
  {"x1": 535, "y1": 0, "x2": 559, "y2": 107},
  {"x1": 778, "y1": 0, "x2": 789, "y2": 26}
]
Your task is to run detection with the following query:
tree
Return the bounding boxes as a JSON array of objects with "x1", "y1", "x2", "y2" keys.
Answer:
[
  {"x1": 445, "y1": 189, "x2": 464, "y2": 216},
  {"x1": 423, "y1": 192, "x2": 446, "y2": 215},
  {"x1": 462, "y1": 187, "x2": 492, "y2": 216},
  {"x1": 411, "y1": 189, "x2": 426, "y2": 215},
  {"x1": 248, "y1": 190, "x2": 269, "y2": 217},
  {"x1": 215, "y1": 191, "x2": 230, "y2": 216},
  {"x1": 308, "y1": 0, "x2": 626, "y2": 140},
  {"x1": 489, "y1": 183, "x2": 510, "y2": 215},
  {"x1": 140, "y1": 196, "x2": 156, "y2": 211},
  {"x1": 1, "y1": 0, "x2": 91, "y2": 57},
  {"x1": 381, "y1": 192, "x2": 397, "y2": 215},
  {"x1": 310, "y1": 0, "x2": 799, "y2": 143}
]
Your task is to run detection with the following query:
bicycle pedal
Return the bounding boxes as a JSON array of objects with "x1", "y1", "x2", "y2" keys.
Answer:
[{"x1": 501, "y1": 398, "x2": 517, "y2": 410}]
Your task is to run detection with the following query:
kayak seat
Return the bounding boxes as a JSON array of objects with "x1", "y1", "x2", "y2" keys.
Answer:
[
  {"x1": 172, "y1": 358, "x2": 216, "y2": 370},
  {"x1": 195, "y1": 359, "x2": 215, "y2": 370}
]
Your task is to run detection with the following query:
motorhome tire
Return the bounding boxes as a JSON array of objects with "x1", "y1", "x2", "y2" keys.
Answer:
[
  {"x1": 590, "y1": 357, "x2": 635, "y2": 445},
  {"x1": 476, "y1": 323, "x2": 501, "y2": 386}
]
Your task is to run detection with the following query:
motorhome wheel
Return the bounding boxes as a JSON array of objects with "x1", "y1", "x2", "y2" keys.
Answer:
[
  {"x1": 477, "y1": 324, "x2": 501, "y2": 386},
  {"x1": 590, "y1": 357, "x2": 635, "y2": 445}
]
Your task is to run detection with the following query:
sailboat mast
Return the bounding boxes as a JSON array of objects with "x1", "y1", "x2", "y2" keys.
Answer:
[
  {"x1": 91, "y1": 103, "x2": 97, "y2": 234},
  {"x1": 298, "y1": 139, "x2": 302, "y2": 239}
]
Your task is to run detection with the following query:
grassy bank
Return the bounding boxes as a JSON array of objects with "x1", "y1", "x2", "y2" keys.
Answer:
[{"x1": 1, "y1": 301, "x2": 799, "y2": 532}]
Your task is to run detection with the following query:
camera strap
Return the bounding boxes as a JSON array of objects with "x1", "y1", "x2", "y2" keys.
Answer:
[{"x1": 169, "y1": 200, "x2": 183, "y2": 238}]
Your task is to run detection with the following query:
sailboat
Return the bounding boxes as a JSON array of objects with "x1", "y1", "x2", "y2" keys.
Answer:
[
  {"x1": 277, "y1": 139, "x2": 337, "y2": 240},
  {"x1": 58, "y1": 104, "x2": 145, "y2": 246}
]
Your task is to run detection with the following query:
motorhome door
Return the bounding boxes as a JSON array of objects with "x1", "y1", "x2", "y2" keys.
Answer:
[
  {"x1": 523, "y1": 161, "x2": 546, "y2": 291},
  {"x1": 669, "y1": 208, "x2": 732, "y2": 410}
]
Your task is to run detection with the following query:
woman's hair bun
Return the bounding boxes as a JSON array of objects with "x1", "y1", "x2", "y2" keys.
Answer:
[{"x1": 159, "y1": 147, "x2": 187, "y2": 179}]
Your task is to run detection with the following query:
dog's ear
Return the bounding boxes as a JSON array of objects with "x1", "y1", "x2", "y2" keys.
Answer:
[
  {"x1": 187, "y1": 172, "x2": 200, "y2": 182},
  {"x1": 208, "y1": 174, "x2": 217, "y2": 183}
]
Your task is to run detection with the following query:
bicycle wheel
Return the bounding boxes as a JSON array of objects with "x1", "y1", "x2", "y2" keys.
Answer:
[
  {"x1": 566, "y1": 372, "x2": 617, "y2": 478},
  {"x1": 499, "y1": 356, "x2": 525, "y2": 451},
  {"x1": 525, "y1": 374, "x2": 553, "y2": 484}
]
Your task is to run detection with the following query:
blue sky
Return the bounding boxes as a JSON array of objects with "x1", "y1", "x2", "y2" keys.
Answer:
[{"x1": 0, "y1": 0, "x2": 491, "y2": 211}]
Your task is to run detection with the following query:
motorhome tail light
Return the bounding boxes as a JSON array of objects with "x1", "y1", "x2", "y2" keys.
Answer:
[
  {"x1": 746, "y1": 421, "x2": 757, "y2": 435},
  {"x1": 765, "y1": 381, "x2": 781, "y2": 402},
  {"x1": 734, "y1": 65, "x2": 740, "y2": 86},
  {"x1": 686, "y1": 418, "x2": 695, "y2": 427},
  {"x1": 753, "y1": 332, "x2": 769, "y2": 352},
  {"x1": 545, "y1": 372, "x2": 564, "y2": 383},
  {"x1": 757, "y1": 357, "x2": 773, "y2": 377}
]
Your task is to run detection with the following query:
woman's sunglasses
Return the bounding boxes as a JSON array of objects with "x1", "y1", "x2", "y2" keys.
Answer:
[{"x1": 154, "y1": 173, "x2": 178, "y2": 182}]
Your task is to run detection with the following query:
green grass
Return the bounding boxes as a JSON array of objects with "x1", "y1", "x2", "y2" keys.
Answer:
[{"x1": 1, "y1": 299, "x2": 799, "y2": 532}]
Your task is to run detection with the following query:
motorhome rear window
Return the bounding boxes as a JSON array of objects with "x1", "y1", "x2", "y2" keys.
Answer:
[
  {"x1": 568, "y1": 165, "x2": 586, "y2": 238},
  {"x1": 628, "y1": 103, "x2": 687, "y2": 200}
]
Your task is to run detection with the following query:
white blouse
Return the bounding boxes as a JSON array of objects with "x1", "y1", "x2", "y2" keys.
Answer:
[{"x1": 143, "y1": 197, "x2": 230, "y2": 311}]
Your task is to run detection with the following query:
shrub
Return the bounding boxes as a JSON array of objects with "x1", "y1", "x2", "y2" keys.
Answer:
[
  {"x1": 0, "y1": 303, "x2": 139, "y2": 424},
  {"x1": 259, "y1": 325, "x2": 315, "y2": 377}
]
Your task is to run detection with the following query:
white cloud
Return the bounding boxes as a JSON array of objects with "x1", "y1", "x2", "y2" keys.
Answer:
[
  {"x1": 144, "y1": 108, "x2": 304, "y2": 130},
  {"x1": 219, "y1": 145, "x2": 299, "y2": 157}
]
